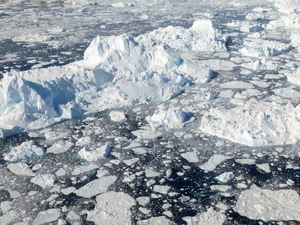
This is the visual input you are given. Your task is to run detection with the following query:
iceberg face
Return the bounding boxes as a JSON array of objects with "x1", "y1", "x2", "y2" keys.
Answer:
[
  {"x1": 0, "y1": 27, "x2": 214, "y2": 137},
  {"x1": 200, "y1": 99, "x2": 300, "y2": 146},
  {"x1": 136, "y1": 19, "x2": 228, "y2": 52}
]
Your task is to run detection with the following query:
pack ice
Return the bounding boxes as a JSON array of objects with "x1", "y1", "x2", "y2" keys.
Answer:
[
  {"x1": 0, "y1": 21, "x2": 218, "y2": 137},
  {"x1": 200, "y1": 99, "x2": 300, "y2": 146}
]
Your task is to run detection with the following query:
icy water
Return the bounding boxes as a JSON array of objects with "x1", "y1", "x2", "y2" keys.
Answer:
[{"x1": 0, "y1": 0, "x2": 300, "y2": 224}]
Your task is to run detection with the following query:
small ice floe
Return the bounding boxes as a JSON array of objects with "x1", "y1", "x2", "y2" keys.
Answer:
[
  {"x1": 109, "y1": 110, "x2": 127, "y2": 122},
  {"x1": 214, "y1": 172, "x2": 234, "y2": 184},
  {"x1": 235, "y1": 185, "x2": 300, "y2": 221},
  {"x1": 235, "y1": 158, "x2": 256, "y2": 165},
  {"x1": 3, "y1": 141, "x2": 44, "y2": 162},
  {"x1": 181, "y1": 150, "x2": 199, "y2": 163},
  {"x1": 78, "y1": 144, "x2": 113, "y2": 161},
  {"x1": 137, "y1": 216, "x2": 174, "y2": 225},
  {"x1": 210, "y1": 185, "x2": 231, "y2": 192},
  {"x1": 71, "y1": 163, "x2": 98, "y2": 175},
  {"x1": 200, "y1": 98, "x2": 300, "y2": 146},
  {"x1": 131, "y1": 126, "x2": 163, "y2": 139},
  {"x1": 240, "y1": 38, "x2": 291, "y2": 57},
  {"x1": 219, "y1": 81, "x2": 254, "y2": 89},
  {"x1": 272, "y1": 87, "x2": 300, "y2": 98},
  {"x1": 200, "y1": 154, "x2": 231, "y2": 172},
  {"x1": 47, "y1": 140, "x2": 73, "y2": 154},
  {"x1": 286, "y1": 68, "x2": 300, "y2": 86},
  {"x1": 7, "y1": 162, "x2": 35, "y2": 176},
  {"x1": 153, "y1": 185, "x2": 171, "y2": 194},
  {"x1": 146, "y1": 107, "x2": 192, "y2": 130},
  {"x1": 183, "y1": 207, "x2": 226, "y2": 225},
  {"x1": 32, "y1": 208, "x2": 60, "y2": 225},
  {"x1": 87, "y1": 192, "x2": 135, "y2": 225},
  {"x1": 145, "y1": 168, "x2": 160, "y2": 178},
  {"x1": 0, "y1": 210, "x2": 19, "y2": 225},
  {"x1": 256, "y1": 163, "x2": 271, "y2": 173},
  {"x1": 30, "y1": 174, "x2": 56, "y2": 189},
  {"x1": 74, "y1": 176, "x2": 117, "y2": 198}
]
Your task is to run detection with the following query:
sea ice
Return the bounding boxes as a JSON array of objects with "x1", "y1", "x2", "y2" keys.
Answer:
[
  {"x1": 47, "y1": 140, "x2": 73, "y2": 154},
  {"x1": 87, "y1": 191, "x2": 135, "y2": 225},
  {"x1": 286, "y1": 68, "x2": 300, "y2": 86},
  {"x1": 78, "y1": 144, "x2": 113, "y2": 161},
  {"x1": 32, "y1": 208, "x2": 60, "y2": 225},
  {"x1": 137, "y1": 216, "x2": 174, "y2": 225},
  {"x1": 183, "y1": 207, "x2": 226, "y2": 225},
  {"x1": 137, "y1": 19, "x2": 228, "y2": 52},
  {"x1": 235, "y1": 185, "x2": 300, "y2": 221},
  {"x1": 3, "y1": 140, "x2": 44, "y2": 162},
  {"x1": 30, "y1": 174, "x2": 56, "y2": 189},
  {"x1": 7, "y1": 162, "x2": 35, "y2": 176},
  {"x1": 109, "y1": 110, "x2": 127, "y2": 122},
  {"x1": 180, "y1": 150, "x2": 199, "y2": 163},
  {"x1": 200, "y1": 98, "x2": 300, "y2": 146},
  {"x1": 74, "y1": 175, "x2": 117, "y2": 198},
  {"x1": 146, "y1": 107, "x2": 191, "y2": 130},
  {"x1": 0, "y1": 210, "x2": 19, "y2": 225},
  {"x1": 200, "y1": 154, "x2": 230, "y2": 171},
  {"x1": 214, "y1": 172, "x2": 234, "y2": 183}
]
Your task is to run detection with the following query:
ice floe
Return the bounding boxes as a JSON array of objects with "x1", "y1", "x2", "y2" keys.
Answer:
[
  {"x1": 200, "y1": 98, "x2": 300, "y2": 146},
  {"x1": 32, "y1": 208, "x2": 60, "y2": 225},
  {"x1": 3, "y1": 140, "x2": 44, "y2": 162},
  {"x1": 87, "y1": 191, "x2": 135, "y2": 225},
  {"x1": 200, "y1": 154, "x2": 230, "y2": 171},
  {"x1": 287, "y1": 68, "x2": 300, "y2": 86},
  {"x1": 183, "y1": 207, "x2": 226, "y2": 225},
  {"x1": 78, "y1": 144, "x2": 113, "y2": 161},
  {"x1": 30, "y1": 174, "x2": 56, "y2": 189},
  {"x1": 137, "y1": 216, "x2": 174, "y2": 225},
  {"x1": 235, "y1": 185, "x2": 300, "y2": 221},
  {"x1": 7, "y1": 162, "x2": 35, "y2": 176}
]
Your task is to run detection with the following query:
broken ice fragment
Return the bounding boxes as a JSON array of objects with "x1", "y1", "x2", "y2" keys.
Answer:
[
  {"x1": 200, "y1": 154, "x2": 230, "y2": 171},
  {"x1": 32, "y1": 208, "x2": 60, "y2": 225},
  {"x1": 47, "y1": 140, "x2": 73, "y2": 154},
  {"x1": 30, "y1": 174, "x2": 56, "y2": 189},
  {"x1": 78, "y1": 144, "x2": 113, "y2": 161},
  {"x1": 109, "y1": 110, "x2": 127, "y2": 122},
  {"x1": 183, "y1": 207, "x2": 226, "y2": 225},
  {"x1": 214, "y1": 172, "x2": 234, "y2": 184},
  {"x1": 137, "y1": 216, "x2": 174, "y2": 225},
  {"x1": 7, "y1": 162, "x2": 35, "y2": 176}
]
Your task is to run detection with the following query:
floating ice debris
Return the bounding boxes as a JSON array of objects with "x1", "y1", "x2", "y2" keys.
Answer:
[
  {"x1": 153, "y1": 185, "x2": 171, "y2": 194},
  {"x1": 74, "y1": 175, "x2": 117, "y2": 198},
  {"x1": 32, "y1": 208, "x2": 60, "y2": 225},
  {"x1": 200, "y1": 154, "x2": 230, "y2": 171},
  {"x1": 109, "y1": 110, "x2": 127, "y2": 122},
  {"x1": 87, "y1": 192, "x2": 135, "y2": 225},
  {"x1": 146, "y1": 107, "x2": 191, "y2": 130},
  {"x1": 210, "y1": 185, "x2": 231, "y2": 192},
  {"x1": 239, "y1": 39, "x2": 291, "y2": 57},
  {"x1": 235, "y1": 185, "x2": 300, "y2": 221},
  {"x1": 137, "y1": 19, "x2": 228, "y2": 52},
  {"x1": 71, "y1": 163, "x2": 98, "y2": 176},
  {"x1": 183, "y1": 207, "x2": 226, "y2": 225},
  {"x1": 214, "y1": 172, "x2": 234, "y2": 183},
  {"x1": 136, "y1": 196, "x2": 150, "y2": 206},
  {"x1": 287, "y1": 68, "x2": 300, "y2": 86},
  {"x1": 180, "y1": 150, "x2": 199, "y2": 163},
  {"x1": 137, "y1": 216, "x2": 174, "y2": 225},
  {"x1": 0, "y1": 210, "x2": 19, "y2": 225},
  {"x1": 132, "y1": 126, "x2": 163, "y2": 139},
  {"x1": 219, "y1": 81, "x2": 254, "y2": 89},
  {"x1": 7, "y1": 162, "x2": 35, "y2": 176},
  {"x1": 145, "y1": 168, "x2": 160, "y2": 177},
  {"x1": 256, "y1": 163, "x2": 271, "y2": 173},
  {"x1": 3, "y1": 141, "x2": 44, "y2": 162},
  {"x1": 0, "y1": 31, "x2": 213, "y2": 137},
  {"x1": 47, "y1": 140, "x2": 73, "y2": 154},
  {"x1": 30, "y1": 174, "x2": 56, "y2": 189},
  {"x1": 78, "y1": 144, "x2": 113, "y2": 161},
  {"x1": 272, "y1": 87, "x2": 300, "y2": 98},
  {"x1": 235, "y1": 158, "x2": 256, "y2": 165},
  {"x1": 271, "y1": 0, "x2": 300, "y2": 14},
  {"x1": 200, "y1": 98, "x2": 300, "y2": 146}
]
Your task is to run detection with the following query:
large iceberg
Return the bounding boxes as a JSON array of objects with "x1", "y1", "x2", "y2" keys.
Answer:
[
  {"x1": 200, "y1": 99, "x2": 300, "y2": 146},
  {"x1": 0, "y1": 28, "x2": 213, "y2": 137}
]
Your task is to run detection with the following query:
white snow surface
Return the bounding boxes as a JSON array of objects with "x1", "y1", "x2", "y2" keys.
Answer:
[
  {"x1": 87, "y1": 191, "x2": 135, "y2": 225},
  {"x1": 235, "y1": 185, "x2": 300, "y2": 221},
  {"x1": 200, "y1": 98, "x2": 300, "y2": 146},
  {"x1": 137, "y1": 19, "x2": 228, "y2": 52},
  {"x1": 0, "y1": 28, "x2": 213, "y2": 137}
]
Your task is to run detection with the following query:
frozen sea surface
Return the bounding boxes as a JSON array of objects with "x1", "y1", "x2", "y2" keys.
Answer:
[{"x1": 0, "y1": 0, "x2": 300, "y2": 224}]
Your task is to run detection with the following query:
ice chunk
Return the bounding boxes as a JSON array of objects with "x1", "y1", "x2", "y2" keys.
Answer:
[
  {"x1": 200, "y1": 154, "x2": 230, "y2": 171},
  {"x1": 71, "y1": 163, "x2": 98, "y2": 175},
  {"x1": 214, "y1": 172, "x2": 234, "y2": 183},
  {"x1": 256, "y1": 163, "x2": 271, "y2": 173},
  {"x1": 183, "y1": 207, "x2": 226, "y2": 225},
  {"x1": 78, "y1": 144, "x2": 113, "y2": 161},
  {"x1": 0, "y1": 210, "x2": 19, "y2": 225},
  {"x1": 33, "y1": 209, "x2": 60, "y2": 225},
  {"x1": 146, "y1": 107, "x2": 191, "y2": 130},
  {"x1": 240, "y1": 39, "x2": 291, "y2": 57},
  {"x1": 235, "y1": 185, "x2": 300, "y2": 221},
  {"x1": 287, "y1": 68, "x2": 300, "y2": 86},
  {"x1": 145, "y1": 168, "x2": 160, "y2": 177},
  {"x1": 7, "y1": 162, "x2": 35, "y2": 176},
  {"x1": 220, "y1": 81, "x2": 254, "y2": 89},
  {"x1": 3, "y1": 141, "x2": 44, "y2": 162},
  {"x1": 137, "y1": 19, "x2": 228, "y2": 52},
  {"x1": 109, "y1": 110, "x2": 127, "y2": 122},
  {"x1": 153, "y1": 185, "x2": 170, "y2": 194},
  {"x1": 181, "y1": 151, "x2": 199, "y2": 163},
  {"x1": 30, "y1": 174, "x2": 56, "y2": 189},
  {"x1": 87, "y1": 192, "x2": 135, "y2": 225},
  {"x1": 47, "y1": 140, "x2": 73, "y2": 154},
  {"x1": 74, "y1": 176, "x2": 117, "y2": 198},
  {"x1": 137, "y1": 216, "x2": 174, "y2": 225},
  {"x1": 200, "y1": 98, "x2": 300, "y2": 146}
]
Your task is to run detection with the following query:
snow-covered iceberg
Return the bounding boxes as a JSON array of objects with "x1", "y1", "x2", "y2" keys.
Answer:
[
  {"x1": 0, "y1": 29, "x2": 213, "y2": 137},
  {"x1": 200, "y1": 98, "x2": 300, "y2": 146},
  {"x1": 136, "y1": 20, "x2": 228, "y2": 52}
]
